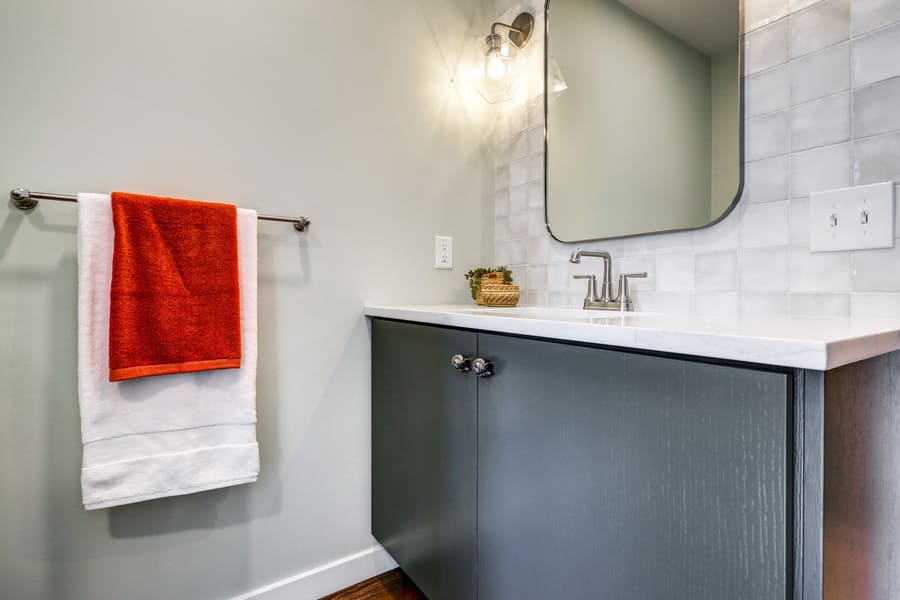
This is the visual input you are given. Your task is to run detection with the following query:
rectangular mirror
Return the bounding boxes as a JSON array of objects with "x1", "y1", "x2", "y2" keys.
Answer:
[{"x1": 545, "y1": 0, "x2": 743, "y2": 242}]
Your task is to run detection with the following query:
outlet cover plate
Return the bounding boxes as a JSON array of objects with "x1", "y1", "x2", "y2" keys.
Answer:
[
  {"x1": 435, "y1": 235, "x2": 453, "y2": 269},
  {"x1": 810, "y1": 181, "x2": 895, "y2": 253}
]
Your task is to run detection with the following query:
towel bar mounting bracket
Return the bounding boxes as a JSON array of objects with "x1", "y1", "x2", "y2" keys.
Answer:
[{"x1": 11, "y1": 188, "x2": 39, "y2": 210}]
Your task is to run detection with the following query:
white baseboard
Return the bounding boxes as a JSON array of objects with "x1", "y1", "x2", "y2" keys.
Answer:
[{"x1": 231, "y1": 545, "x2": 398, "y2": 600}]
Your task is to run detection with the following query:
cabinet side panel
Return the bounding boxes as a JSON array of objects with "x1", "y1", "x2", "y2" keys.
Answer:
[
  {"x1": 371, "y1": 319, "x2": 477, "y2": 600},
  {"x1": 477, "y1": 334, "x2": 789, "y2": 600},
  {"x1": 824, "y1": 351, "x2": 900, "y2": 600},
  {"x1": 798, "y1": 370, "x2": 824, "y2": 600}
]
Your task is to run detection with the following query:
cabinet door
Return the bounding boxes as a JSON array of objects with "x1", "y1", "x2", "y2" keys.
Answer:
[
  {"x1": 371, "y1": 319, "x2": 477, "y2": 600},
  {"x1": 477, "y1": 333, "x2": 790, "y2": 600}
]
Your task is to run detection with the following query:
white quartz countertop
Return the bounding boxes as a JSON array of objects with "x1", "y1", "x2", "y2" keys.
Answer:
[{"x1": 364, "y1": 305, "x2": 900, "y2": 370}]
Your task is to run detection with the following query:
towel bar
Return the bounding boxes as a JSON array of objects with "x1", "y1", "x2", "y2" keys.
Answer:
[{"x1": 9, "y1": 188, "x2": 311, "y2": 232}]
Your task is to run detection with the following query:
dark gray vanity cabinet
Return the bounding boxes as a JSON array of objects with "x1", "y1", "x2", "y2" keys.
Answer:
[
  {"x1": 371, "y1": 319, "x2": 478, "y2": 600},
  {"x1": 476, "y1": 333, "x2": 789, "y2": 600},
  {"x1": 372, "y1": 319, "x2": 795, "y2": 600}
]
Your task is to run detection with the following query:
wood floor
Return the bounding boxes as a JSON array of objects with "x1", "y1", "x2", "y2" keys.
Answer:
[{"x1": 321, "y1": 569, "x2": 426, "y2": 600}]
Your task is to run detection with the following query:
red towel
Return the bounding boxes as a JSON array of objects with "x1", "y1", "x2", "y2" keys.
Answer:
[{"x1": 109, "y1": 192, "x2": 242, "y2": 382}]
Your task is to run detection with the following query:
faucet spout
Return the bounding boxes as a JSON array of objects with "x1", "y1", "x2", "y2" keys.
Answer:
[{"x1": 569, "y1": 248, "x2": 614, "y2": 301}]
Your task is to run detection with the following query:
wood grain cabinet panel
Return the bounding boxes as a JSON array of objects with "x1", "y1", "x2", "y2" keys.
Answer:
[
  {"x1": 372, "y1": 320, "x2": 794, "y2": 600},
  {"x1": 477, "y1": 333, "x2": 790, "y2": 600}
]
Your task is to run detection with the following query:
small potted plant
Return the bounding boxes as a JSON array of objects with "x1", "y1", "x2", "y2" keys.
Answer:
[{"x1": 465, "y1": 266, "x2": 519, "y2": 307}]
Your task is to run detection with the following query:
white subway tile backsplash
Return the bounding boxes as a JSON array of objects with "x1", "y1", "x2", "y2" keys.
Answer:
[
  {"x1": 492, "y1": 0, "x2": 900, "y2": 319},
  {"x1": 791, "y1": 42, "x2": 850, "y2": 104},
  {"x1": 655, "y1": 253, "x2": 694, "y2": 292},
  {"x1": 509, "y1": 184, "x2": 528, "y2": 213},
  {"x1": 791, "y1": 92, "x2": 850, "y2": 151},
  {"x1": 790, "y1": 197, "x2": 811, "y2": 245},
  {"x1": 505, "y1": 239, "x2": 527, "y2": 265},
  {"x1": 508, "y1": 105, "x2": 528, "y2": 135},
  {"x1": 746, "y1": 110, "x2": 791, "y2": 161},
  {"x1": 745, "y1": 155, "x2": 790, "y2": 204},
  {"x1": 790, "y1": 293, "x2": 851, "y2": 316},
  {"x1": 510, "y1": 130, "x2": 529, "y2": 161},
  {"x1": 524, "y1": 291, "x2": 549, "y2": 307},
  {"x1": 547, "y1": 263, "x2": 570, "y2": 292},
  {"x1": 739, "y1": 247, "x2": 791, "y2": 291},
  {"x1": 527, "y1": 154, "x2": 544, "y2": 182},
  {"x1": 747, "y1": 0, "x2": 790, "y2": 31},
  {"x1": 527, "y1": 96, "x2": 544, "y2": 129},
  {"x1": 851, "y1": 293, "x2": 900, "y2": 318},
  {"x1": 548, "y1": 291, "x2": 572, "y2": 308},
  {"x1": 527, "y1": 127, "x2": 544, "y2": 155},
  {"x1": 615, "y1": 256, "x2": 656, "y2": 292},
  {"x1": 495, "y1": 189, "x2": 510, "y2": 216},
  {"x1": 852, "y1": 130, "x2": 900, "y2": 185},
  {"x1": 692, "y1": 213, "x2": 740, "y2": 251},
  {"x1": 508, "y1": 211, "x2": 529, "y2": 239},
  {"x1": 694, "y1": 292, "x2": 740, "y2": 315},
  {"x1": 790, "y1": 0, "x2": 850, "y2": 58},
  {"x1": 527, "y1": 265, "x2": 548, "y2": 291},
  {"x1": 623, "y1": 230, "x2": 694, "y2": 256},
  {"x1": 789, "y1": 247, "x2": 852, "y2": 291},
  {"x1": 852, "y1": 76, "x2": 900, "y2": 138},
  {"x1": 510, "y1": 157, "x2": 529, "y2": 187},
  {"x1": 527, "y1": 208, "x2": 546, "y2": 237},
  {"x1": 739, "y1": 292, "x2": 792, "y2": 315},
  {"x1": 495, "y1": 216, "x2": 510, "y2": 242},
  {"x1": 746, "y1": 64, "x2": 792, "y2": 119},
  {"x1": 495, "y1": 165, "x2": 509, "y2": 191},
  {"x1": 636, "y1": 291, "x2": 695, "y2": 315},
  {"x1": 510, "y1": 265, "x2": 528, "y2": 289},
  {"x1": 745, "y1": 19, "x2": 791, "y2": 75},
  {"x1": 695, "y1": 251, "x2": 738, "y2": 292},
  {"x1": 526, "y1": 235, "x2": 550, "y2": 264},
  {"x1": 853, "y1": 23, "x2": 900, "y2": 88},
  {"x1": 852, "y1": 246, "x2": 900, "y2": 292},
  {"x1": 791, "y1": 142, "x2": 851, "y2": 197},
  {"x1": 740, "y1": 201, "x2": 791, "y2": 247},
  {"x1": 791, "y1": 0, "x2": 824, "y2": 13},
  {"x1": 527, "y1": 181, "x2": 544, "y2": 209},
  {"x1": 852, "y1": 0, "x2": 900, "y2": 37}
]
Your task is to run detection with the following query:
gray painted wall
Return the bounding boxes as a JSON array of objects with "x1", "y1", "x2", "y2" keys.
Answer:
[{"x1": 0, "y1": 1, "x2": 493, "y2": 598}]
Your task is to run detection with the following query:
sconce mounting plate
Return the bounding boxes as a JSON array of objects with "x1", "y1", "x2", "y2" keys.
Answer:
[{"x1": 508, "y1": 12, "x2": 535, "y2": 48}]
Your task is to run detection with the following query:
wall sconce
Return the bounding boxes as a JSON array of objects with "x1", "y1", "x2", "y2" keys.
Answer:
[{"x1": 477, "y1": 12, "x2": 535, "y2": 104}]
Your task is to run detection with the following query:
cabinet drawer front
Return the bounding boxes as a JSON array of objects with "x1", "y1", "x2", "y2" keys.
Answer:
[{"x1": 477, "y1": 333, "x2": 790, "y2": 600}]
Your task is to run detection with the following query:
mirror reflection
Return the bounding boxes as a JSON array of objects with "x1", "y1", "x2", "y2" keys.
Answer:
[{"x1": 546, "y1": 0, "x2": 742, "y2": 242}]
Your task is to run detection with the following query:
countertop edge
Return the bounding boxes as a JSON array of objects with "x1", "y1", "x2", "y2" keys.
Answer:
[{"x1": 364, "y1": 306, "x2": 848, "y2": 371}]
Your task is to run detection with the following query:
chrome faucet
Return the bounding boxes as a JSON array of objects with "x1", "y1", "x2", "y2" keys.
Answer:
[{"x1": 570, "y1": 249, "x2": 647, "y2": 311}]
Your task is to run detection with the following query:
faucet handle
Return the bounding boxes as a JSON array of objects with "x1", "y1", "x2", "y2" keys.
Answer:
[
  {"x1": 573, "y1": 274, "x2": 598, "y2": 304},
  {"x1": 615, "y1": 272, "x2": 648, "y2": 311}
]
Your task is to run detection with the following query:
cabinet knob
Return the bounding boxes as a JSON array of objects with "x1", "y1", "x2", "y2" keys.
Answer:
[
  {"x1": 473, "y1": 358, "x2": 494, "y2": 378},
  {"x1": 451, "y1": 354, "x2": 471, "y2": 372}
]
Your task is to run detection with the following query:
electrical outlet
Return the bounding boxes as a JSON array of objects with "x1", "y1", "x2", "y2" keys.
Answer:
[
  {"x1": 435, "y1": 236, "x2": 453, "y2": 269},
  {"x1": 810, "y1": 182, "x2": 895, "y2": 252}
]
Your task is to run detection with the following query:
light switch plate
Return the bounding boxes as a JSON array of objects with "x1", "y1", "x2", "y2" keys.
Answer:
[
  {"x1": 810, "y1": 182, "x2": 895, "y2": 252},
  {"x1": 435, "y1": 235, "x2": 453, "y2": 269}
]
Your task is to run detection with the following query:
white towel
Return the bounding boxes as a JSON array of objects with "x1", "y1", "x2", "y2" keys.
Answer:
[{"x1": 77, "y1": 193, "x2": 259, "y2": 510}]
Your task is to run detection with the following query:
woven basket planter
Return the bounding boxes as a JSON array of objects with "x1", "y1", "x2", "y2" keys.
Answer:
[{"x1": 476, "y1": 275, "x2": 520, "y2": 307}]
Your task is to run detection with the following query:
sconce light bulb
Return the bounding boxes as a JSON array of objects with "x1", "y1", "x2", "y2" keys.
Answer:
[{"x1": 486, "y1": 54, "x2": 507, "y2": 81}]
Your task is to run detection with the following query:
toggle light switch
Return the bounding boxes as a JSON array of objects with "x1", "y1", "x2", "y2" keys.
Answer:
[{"x1": 810, "y1": 182, "x2": 895, "y2": 252}]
